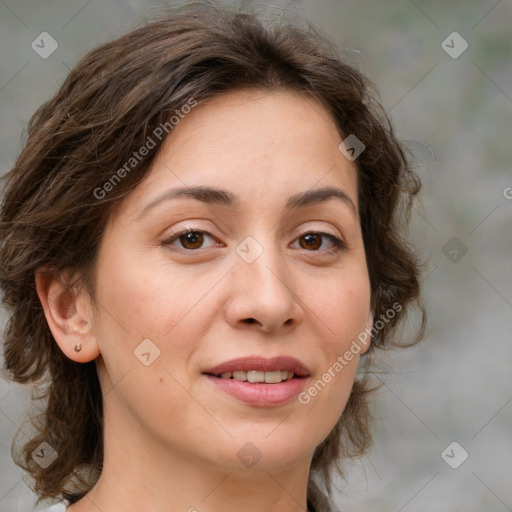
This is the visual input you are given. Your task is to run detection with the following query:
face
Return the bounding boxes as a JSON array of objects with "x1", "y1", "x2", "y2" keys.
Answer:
[{"x1": 88, "y1": 88, "x2": 372, "y2": 474}]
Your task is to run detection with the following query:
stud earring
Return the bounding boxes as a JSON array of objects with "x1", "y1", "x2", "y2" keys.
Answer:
[{"x1": 74, "y1": 343, "x2": 82, "y2": 352}]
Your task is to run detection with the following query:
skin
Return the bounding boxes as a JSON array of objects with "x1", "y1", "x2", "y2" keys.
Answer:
[{"x1": 36, "y1": 88, "x2": 373, "y2": 512}]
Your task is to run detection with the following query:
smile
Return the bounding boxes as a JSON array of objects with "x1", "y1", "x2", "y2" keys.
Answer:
[
  {"x1": 215, "y1": 370, "x2": 294, "y2": 383},
  {"x1": 203, "y1": 355, "x2": 310, "y2": 406}
]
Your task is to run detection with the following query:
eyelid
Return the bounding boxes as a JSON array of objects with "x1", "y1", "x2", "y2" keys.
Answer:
[
  {"x1": 294, "y1": 229, "x2": 347, "y2": 251},
  {"x1": 161, "y1": 225, "x2": 347, "y2": 253},
  {"x1": 161, "y1": 227, "x2": 220, "y2": 250}
]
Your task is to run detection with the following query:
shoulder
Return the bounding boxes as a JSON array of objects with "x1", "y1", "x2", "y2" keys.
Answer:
[{"x1": 38, "y1": 500, "x2": 69, "y2": 512}]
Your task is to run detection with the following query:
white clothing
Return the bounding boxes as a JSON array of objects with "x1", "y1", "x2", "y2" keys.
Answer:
[{"x1": 39, "y1": 500, "x2": 68, "y2": 511}]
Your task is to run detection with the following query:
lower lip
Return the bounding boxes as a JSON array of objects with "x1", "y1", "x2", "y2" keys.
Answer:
[{"x1": 204, "y1": 375, "x2": 308, "y2": 407}]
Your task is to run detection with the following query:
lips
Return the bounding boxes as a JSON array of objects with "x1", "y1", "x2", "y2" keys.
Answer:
[
  {"x1": 203, "y1": 356, "x2": 311, "y2": 406},
  {"x1": 203, "y1": 355, "x2": 310, "y2": 378}
]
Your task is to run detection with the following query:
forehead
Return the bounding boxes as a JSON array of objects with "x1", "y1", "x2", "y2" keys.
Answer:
[
  {"x1": 166, "y1": 87, "x2": 344, "y2": 162},
  {"x1": 113, "y1": 88, "x2": 358, "y2": 222}
]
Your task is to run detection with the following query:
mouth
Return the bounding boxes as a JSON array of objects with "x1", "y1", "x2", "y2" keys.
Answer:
[
  {"x1": 205, "y1": 369, "x2": 302, "y2": 383},
  {"x1": 202, "y1": 356, "x2": 310, "y2": 407},
  {"x1": 203, "y1": 355, "x2": 310, "y2": 381}
]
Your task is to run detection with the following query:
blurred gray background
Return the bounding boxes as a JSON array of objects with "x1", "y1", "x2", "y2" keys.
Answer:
[{"x1": 0, "y1": 1, "x2": 511, "y2": 511}]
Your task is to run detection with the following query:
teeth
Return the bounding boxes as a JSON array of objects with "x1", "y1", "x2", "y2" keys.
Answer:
[
  {"x1": 219, "y1": 370, "x2": 293, "y2": 383},
  {"x1": 264, "y1": 370, "x2": 283, "y2": 383},
  {"x1": 233, "y1": 371, "x2": 247, "y2": 381},
  {"x1": 247, "y1": 370, "x2": 264, "y2": 383}
]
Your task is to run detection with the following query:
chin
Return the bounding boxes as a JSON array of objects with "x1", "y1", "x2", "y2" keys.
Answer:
[{"x1": 205, "y1": 427, "x2": 316, "y2": 472}]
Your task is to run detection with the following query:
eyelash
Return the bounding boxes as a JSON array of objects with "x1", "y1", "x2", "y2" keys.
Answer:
[{"x1": 161, "y1": 227, "x2": 347, "y2": 254}]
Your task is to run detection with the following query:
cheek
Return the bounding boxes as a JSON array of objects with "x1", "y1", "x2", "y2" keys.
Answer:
[
  {"x1": 310, "y1": 265, "x2": 371, "y2": 348},
  {"x1": 295, "y1": 266, "x2": 370, "y2": 434},
  {"x1": 295, "y1": 329, "x2": 362, "y2": 450},
  {"x1": 92, "y1": 252, "x2": 212, "y2": 386},
  {"x1": 93, "y1": 256, "x2": 215, "y2": 437},
  {"x1": 96, "y1": 252, "x2": 213, "y2": 338}
]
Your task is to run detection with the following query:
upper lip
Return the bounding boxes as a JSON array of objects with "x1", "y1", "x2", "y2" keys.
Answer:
[{"x1": 204, "y1": 356, "x2": 310, "y2": 377}]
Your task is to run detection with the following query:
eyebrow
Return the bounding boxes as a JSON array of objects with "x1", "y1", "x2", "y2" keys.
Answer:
[{"x1": 135, "y1": 185, "x2": 358, "y2": 221}]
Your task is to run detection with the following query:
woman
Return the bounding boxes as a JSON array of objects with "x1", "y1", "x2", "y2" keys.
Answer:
[{"x1": 0, "y1": 4, "x2": 425, "y2": 511}]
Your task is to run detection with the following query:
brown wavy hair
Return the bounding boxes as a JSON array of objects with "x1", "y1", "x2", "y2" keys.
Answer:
[{"x1": 0, "y1": 2, "x2": 425, "y2": 510}]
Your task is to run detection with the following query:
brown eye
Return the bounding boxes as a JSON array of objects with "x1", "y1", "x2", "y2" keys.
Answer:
[
  {"x1": 162, "y1": 229, "x2": 217, "y2": 251},
  {"x1": 178, "y1": 231, "x2": 204, "y2": 250},
  {"x1": 299, "y1": 233, "x2": 322, "y2": 250},
  {"x1": 295, "y1": 232, "x2": 346, "y2": 252}
]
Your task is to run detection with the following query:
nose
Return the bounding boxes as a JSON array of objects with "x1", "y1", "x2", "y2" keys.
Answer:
[{"x1": 223, "y1": 236, "x2": 304, "y2": 334}]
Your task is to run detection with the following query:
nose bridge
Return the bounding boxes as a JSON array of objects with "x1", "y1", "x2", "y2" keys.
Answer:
[
  {"x1": 230, "y1": 232, "x2": 301, "y2": 329},
  {"x1": 235, "y1": 233, "x2": 286, "y2": 288}
]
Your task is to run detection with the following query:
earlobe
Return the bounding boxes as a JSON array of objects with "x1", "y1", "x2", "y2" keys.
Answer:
[{"x1": 35, "y1": 268, "x2": 100, "y2": 363}]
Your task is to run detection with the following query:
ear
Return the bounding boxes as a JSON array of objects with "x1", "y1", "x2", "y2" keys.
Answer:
[
  {"x1": 35, "y1": 268, "x2": 100, "y2": 363},
  {"x1": 359, "y1": 310, "x2": 374, "y2": 355}
]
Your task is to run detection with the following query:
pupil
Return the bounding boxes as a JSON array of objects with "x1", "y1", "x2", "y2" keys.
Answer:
[
  {"x1": 183, "y1": 231, "x2": 202, "y2": 248},
  {"x1": 302, "y1": 233, "x2": 320, "y2": 250}
]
